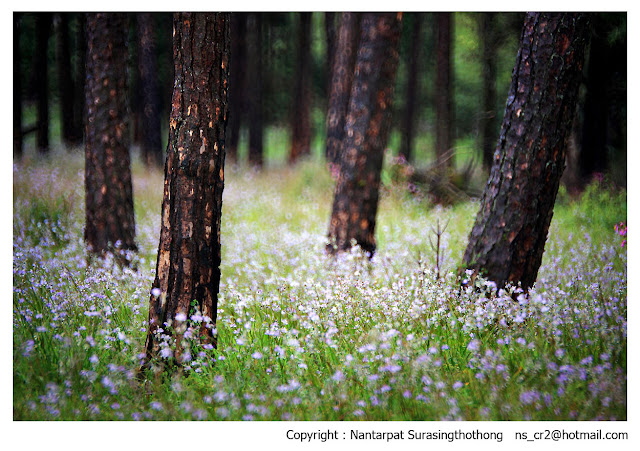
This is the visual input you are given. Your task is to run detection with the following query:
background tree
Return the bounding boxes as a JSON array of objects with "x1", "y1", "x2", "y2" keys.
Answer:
[
  {"x1": 74, "y1": 13, "x2": 86, "y2": 145},
  {"x1": 399, "y1": 13, "x2": 422, "y2": 163},
  {"x1": 462, "y1": 12, "x2": 589, "y2": 291},
  {"x1": 227, "y1": 12, "x2": 248, "y2": 163},
  {"x1": 325, "y1": 12, "x2": 361, "y2": 166},
  {"x1": 34, "y1": 12, "x2": 52, "y2": 154},
  {"x1": 137, "y1": 12, "x2": 163, "y2": 166},
  {"x1": 55, "y1": 13, "x2": 82, "y2": 147},
  {"x1": 289, "y1": 12, "x2": 312, "y2": 163},
  {"x1": 144, "y1": 13, "x2": 229, "y2": 365},
  {"x1": 14, "y1": 13, "x2": 22, "y2": 157},
  {"x1": 84, "y1": 13, "x2": 137, "y2": 258},
  {"x1": 327, "y1": 12, "x2": 402, "y2": 256},
  {"x1": 247, "y1": 13, "x2": 264, "y2": 168},
  {"x1": 435, "y1": 12, "x2": 453, "y2": 172},
  {"x1": 479, "y1": 12, "x2": 499, "y2": 172},
  {"x1": 324, "y1": 12, "x2": 337, "y2": 95}
]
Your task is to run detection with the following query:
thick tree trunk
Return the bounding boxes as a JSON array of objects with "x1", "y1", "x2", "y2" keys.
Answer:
[
  {"x1": 56, "y1": 13, "x2": 82, "y2": 147},
  {"x1": 289, "y1": 12, "x2": 312, "y2": 163},
  {"x1": 399, "y1": 13, "x2": 422, "y2": 163},
  {"x1": 479, "y1": 12, "x2": 499, "y2": 172},
  {"x1": 144, "y1": 13, "x2": 229, "y2": 365},
  {"x1": 137, "y1": 13, "x2": 163, "y2": 166},
  {"x1": 84, "y1": 13, "x2": 137, "y2": 258},
  {"x1": 35, "y1": 13, "x2": 52, "y2": 154},
  {"x1": 14, "y1": 13, "x2": 22, "y2": 158},
  {"x1": 327, "y1": 13, "x2": 402, "y2": 256},
  {"x1": 325, "y1": 12, "x2": 361, "y2": 166},
  {"x1": 248, "y1": 13, "x2": 264, "y2": 168},
  {"x1": 462, "y1": 13, "x2": 589, "y2": 291},
  {"x1": 227, "y1": 13, "x2": 247, "y2": 164},
  {"x1": 435, "y1": 12, "x2": 453, "y2": 172}
]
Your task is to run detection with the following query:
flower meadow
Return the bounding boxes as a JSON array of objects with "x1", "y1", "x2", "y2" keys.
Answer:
[{"x1": 13, "y1": 150, "x2": 626, "y2": 421}]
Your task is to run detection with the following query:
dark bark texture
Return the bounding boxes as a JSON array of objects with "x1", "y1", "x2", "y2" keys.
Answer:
[
  {"x1": 248, "y1": 13, "x2": 264, "y2": 168},
  {"x1": 14, "y1": 13, "x2": 22, "y2": 157},
  {"x1": 435, "y1": 12, "x2": 453, "y2": 171},
  {"x1": 399, "y1": 13, "x2": 422, "y2": 163},
  {"x1": 137, "y1": 13, "x2": 163, "y2": 166},
  {"x1": 289, "y1": 12, "x2": 312, "y2": 163},
  {"x1": 35, "y1": 13, "x2": 52, "y2": 154},
  {"x1": 84, "y1": 13, "x2": 137, "y2": 256},
  {"x1": 480, "y1": 12, "x2": 499, "y2": 172},
  {"x1": 462, "y1": 13, "x2": 589, "y2": 291},
  {"x1": 325, "y1": 12, "x2": 361, "y2": 165},
  {"x1": 327, "y1": 13, "x2": 402, "y2": 256},
  {"x1": 144, "y1": 13, "x2": 229, "y2": 364}
]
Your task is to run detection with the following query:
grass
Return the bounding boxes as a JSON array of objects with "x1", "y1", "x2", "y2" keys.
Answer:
[{"x1": 13, "y1": 137, "x2": 626, "y2": 421}]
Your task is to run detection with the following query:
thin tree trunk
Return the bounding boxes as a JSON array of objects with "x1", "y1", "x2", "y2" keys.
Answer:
[
  {"x1": 35, "y1": 13, "x2": 52, "y2": 154},
  {"x1": 227, "y1": 13, "x2": 247, "y2": 164},
  {"x1": 289, "y1": 12, "x2": 312, "y2": 163},
  {"x1": 435, "y1": 12, "x2": 453, "y2": 172},
  {"x1": 248, "y1": 13, "x2": 264, "y2": 168},
  {"x1": 325, "y1": 12, "x2": 361, "y2": 166},
  {"x1": 14, "y1": 13, "x2": 22, "y2": 158},
  {"x1": 327, "y1": 13, "x2": 402, "y2": 256},
  {"x1": 56, "y1": 13, "x2": 82, "y2": 147},
  {"x1": 479, "y1": 12, "x2": 499, "y2": 172},
  {"x1": 84, "y1": 13, "x2": 137, "y2": 259},
  {"x1": 144, "y1": 13, "x2": 229, "y2": 366},
  {"x1": 137, "y1": 13, "x2": 163, "y2": 166},
  {"x1": 325, "y1": 12, "x2": 336, "y2": 96},
  {"x1": 399, "y1": 13, "x2": 422, "y2": 163},
  {"x1": 74, "y1": 13, "x2": 86, "y2": 145},
  {"x1": 462, "y1": 13, "x2": 589, "y2": 291}
]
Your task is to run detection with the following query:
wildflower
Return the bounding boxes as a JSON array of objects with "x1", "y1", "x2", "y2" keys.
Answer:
[
  {"x1": 251, "y1": 351, "x2": 263, "y2": 359},
  {"x1": 453, "y1": 381, "x2": 464, "y2": 390},
  {"x1": 467, "y1": 339, "x2": 480, "y2": 352},
  {"x1": 89, "y1": 354, "x2": 99, "y2": 364}
]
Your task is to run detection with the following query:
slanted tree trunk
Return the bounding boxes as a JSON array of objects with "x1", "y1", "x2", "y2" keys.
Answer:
[
  {"x1": 325, "y1": 12, "x2": 361, "y2": 166},
  {"x1": 247, "y1": 13, "x2": 264, "y2": 168},
  {"x1": 435, "y1": 12, "x2": 453, "y2": 172},
  {"x1": 84, "y1": 13, "x2": 137, "y2": 259},
  {"x1": 462, "y1": 13, "x2": 589, "y2": 291},
  {"x1": 327, "y1": 12, "x2": 402, "y2": 256},
  {"x1": 35, "y1": 13, "x2": 52, "y2": 154},
  {"x1": 289, "y1": 12, "x2": 312, "y2": 163},
  {"x1": 144, "y1": 13, "x2": 229, "y2": 366},
  {"x1": 14, "y1": 13, "x2": 22, "y2": 157},
  {"x1": 137, "y1": 13, "x2": 163, "y2": 166},
  {"x1": 56, "y1": 13, "x2": 82, "y2": 147},
  {"x1": 399, "y1": 13, "x2": 422, "y2": 163},
  {"x1": 479, "y1": 12, "x2": 499, "y2": 172},
  {"x1": 227, "y1": 12, "x2": 247, "y2": 164}
]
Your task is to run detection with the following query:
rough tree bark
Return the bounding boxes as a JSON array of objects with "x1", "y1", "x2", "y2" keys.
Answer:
[
  {"x1": 399, "y1": 13, "x2": 422, "y2": 163},
  {"x1": 462, "y1": 13, "x2": 589, "y2": 291},
  {"x1": 325, "y1": 12, "x2": 361, "y2": 166},
  {"x1": 327, "y1": 13, "x2": 402, "y2": 256},
  {"x1": 84, "y1": 13, "x2": 137, "y2": 258},
  {"x1": 144, "y1": 13, "x2": 229, "y2": 366},
  {"x1": 137, "y1": 13, "x2": 163, "y2": 166},
  {"x1": 289, "y1": 12, "x2": 312, "y2": 163},
  {"x1": 435, "y1": 12, "x2": 453, "y2": 172},
  {"x1": 248, "y1": 13, "x2": 264, "y2": 168}
]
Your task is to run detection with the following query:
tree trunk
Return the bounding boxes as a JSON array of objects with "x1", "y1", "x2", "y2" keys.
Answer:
[
  {"x1": 399, "y1": 13, "x2": 422, "y2": 163},
  {"x1": 327, "y1": 12, "x2": 402, "y2": 256},
  {"x1": 479, "y1": 12, "x2": 499, "y2": 172},
  {"x1": 35, "y1": 13, "x2": 52, "y2": 154},
  {"x1": 325, "y1": 12, "x2": 361, "y2": 166},
  {"x1": 56, "y1": 13, "x2": 81, "y2": 147},
  {"x1": 462, "y1": 13, "x2": 589, "y2": 291},
  {"x1": 435, "y1": 12, "x2": 453, "y2": 172},
  {"x1": 325, "y1": 12, "x2": 336, "y2": 96},
  {"x1": 289, "y1": 12, "x2": 312, "y2": 163},
  {"x1": 144, "y1": 13, "x2": 229, "y2": 366},
  {"x1": 74, "y1": 13, "x2": 86, "y2": 145},
  {"x1": 14, "y1": 13, "x2": 22, "y2": 158},
  {"x1": 84, "y1": 13, "x2": 137, "y2": 258},
  {"x1": 137, "y1": 13, "x2": 163, "y2": 166},
  {"x1": 248, "y1": 13, "x2": 264, "y2": 168},
  {"x1": 227, "y1": 13, "x2": 247, "y2": 164}
]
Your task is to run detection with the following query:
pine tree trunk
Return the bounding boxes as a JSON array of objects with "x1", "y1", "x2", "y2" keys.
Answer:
[
  {"x1": 462, "y1": 13, "x2": 589, "y2": 291},
  {"x1": 325, "y1": 12, "x2": 361, "y2": 166},
  {"x1": 84, "y1": 13, "x2": 137, "y2": 258},
  {"x1": 227, "y1": 13, "x2": 247, "y2": 164},
  {"x1": 435, "y1": 12, "x2": 453, "y2": 172},
  {"x1": 327, "y1": 13, "x2": 402, "y2": 256},
  {"x1": 399, "y1": 13, "x2": 422, "y2": 163},
  {"x1": 480, "y1": 12, "x2": 499, "y2": 172},
  {"x1": 35, "y1": 13, "x2": 52, "y2": 154},
  {"x1": 14, "y1": 13, "x2": 22, "y2": 158},
  {"x1": 248, "y1": 13, "x2": 264, "y2": 168},
  {"x1": 144, "y1": 13, "x2": 229, "y2": 365},
  {"x1": 289, "y1": 12, "x2": 312, "y2": 163},
  {"x1": 137, "y1": 13, "x2": 163, "y2": 166}
]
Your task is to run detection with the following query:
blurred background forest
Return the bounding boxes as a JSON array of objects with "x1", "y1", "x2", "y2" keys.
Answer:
[{"x1": 13, "y1": 12, "x2": 626, "y2": 194}]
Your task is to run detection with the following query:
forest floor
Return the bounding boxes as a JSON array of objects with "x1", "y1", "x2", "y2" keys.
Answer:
[{"x1": 13, "y1": 147, "x2": 626, "y2": 421}]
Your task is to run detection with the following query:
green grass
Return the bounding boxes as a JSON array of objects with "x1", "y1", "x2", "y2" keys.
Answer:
[{"x1": 13, "y1": 134, "x2": 626, "y2": 421}]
